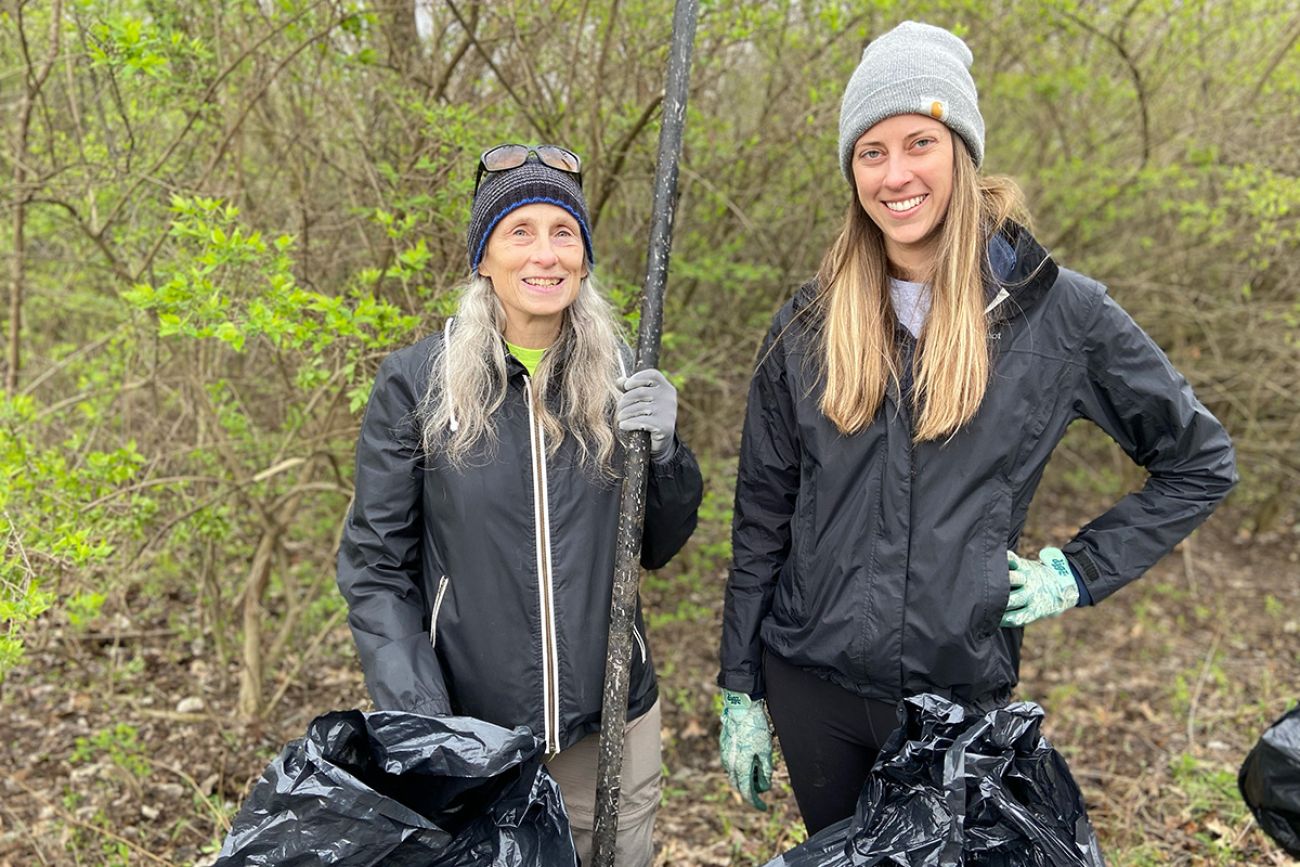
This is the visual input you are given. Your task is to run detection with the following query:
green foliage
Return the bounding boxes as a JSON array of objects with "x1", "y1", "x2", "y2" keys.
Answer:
[
  {"x1": 0, "y1": 394, "x2": 146, "y2": 678},
  {"x1": 87, "y1": 12, "x2": 209, "y2": 81},
  {"x1": 71, "y1": 723, "x2": 150, "y2": 780},
  {"x1": 1169, "y1": 752, "x2": 1250, "y2": 854},
  {"x1": 125, "y1": 196, "x2": 419, "y2": 356},
  {"x1": 66, "y1": 591, "x2": 107, "y2": 629},
  {"x1": 0, "y1": 0, "x2": 1295, "y2": 857},
  {"x1": 644, "y1": 456, "x2": 734, "y2": 630},
  {"x1": 64, "y1": 721, "x2": 153, "y2": 864}
]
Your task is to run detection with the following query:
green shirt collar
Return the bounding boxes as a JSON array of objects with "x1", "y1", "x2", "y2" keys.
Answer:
[{"x1": 504, "y1": 340, "x2": 547, "y2": 376}]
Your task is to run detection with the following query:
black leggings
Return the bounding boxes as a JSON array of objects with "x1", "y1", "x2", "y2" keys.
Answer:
[{"x1": 763, "y1": 651, "x2": 901, "y2": 836}]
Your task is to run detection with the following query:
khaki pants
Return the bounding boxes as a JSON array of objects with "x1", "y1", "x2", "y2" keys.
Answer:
[{"x1": 545, "y1": 700, "x2": 661, "y2": 867}]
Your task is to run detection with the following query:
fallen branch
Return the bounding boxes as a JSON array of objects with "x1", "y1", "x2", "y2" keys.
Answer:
[
  {"x1": 1184, "y1": 629, "x2": 1223, "y2": 749},
  {"x1": 148, "y1": 757, "x2": 233, "y2": 834}
]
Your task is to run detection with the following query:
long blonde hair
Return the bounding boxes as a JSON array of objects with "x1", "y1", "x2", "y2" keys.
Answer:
[
  {"x1": 419, "y1": 274, "x2": 624, "y2": 476},
  {"x1": 815, "y1": 145, "x2": 1026, "y2": 441}
]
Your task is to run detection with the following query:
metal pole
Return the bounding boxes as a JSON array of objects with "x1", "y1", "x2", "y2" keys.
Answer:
[{"x1": 591, "y1": 0, "x2": 698, "y2": 863}]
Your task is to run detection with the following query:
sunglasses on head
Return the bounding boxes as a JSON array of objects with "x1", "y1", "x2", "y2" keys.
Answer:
[{"x1": 473, "y1": 144, "x2": 583, "y2": 195}]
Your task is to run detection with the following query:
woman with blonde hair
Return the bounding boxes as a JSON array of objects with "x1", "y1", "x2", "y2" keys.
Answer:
[
  {"x1": 717, "y1": 22, "x2": 1236, "y2": 834},
  {"x1": 337, "y1": 145, "x2": 703, "y2": 866}
]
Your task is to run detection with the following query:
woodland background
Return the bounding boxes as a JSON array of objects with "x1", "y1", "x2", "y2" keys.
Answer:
[{"x1": 1, "y1": 0, "x2": 1298, "y2": 864}]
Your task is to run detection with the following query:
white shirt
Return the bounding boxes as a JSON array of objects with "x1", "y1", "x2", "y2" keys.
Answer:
[{"x1": 889, "y1": 277, "x2": 932, "y2": 339}]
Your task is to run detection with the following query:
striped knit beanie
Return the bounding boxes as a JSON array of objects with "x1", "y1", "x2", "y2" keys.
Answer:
[
  {"x1": 838, "y1": 21, "x2": 985, "y2": 180},
  {"x1": 467, "y1": 160, "x2": 594, "y2": 272}
]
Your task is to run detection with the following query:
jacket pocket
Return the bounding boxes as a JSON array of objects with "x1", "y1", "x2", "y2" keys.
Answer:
[
  {"x1": 428, "y1": 574, "x2": 450, "y2": 649},
  {"x1": 790, "y1": 482, "x2": 817, "y2": 621},
  {"x1": 975, "y1": 487, "x2": 1013, "y2": 640}
]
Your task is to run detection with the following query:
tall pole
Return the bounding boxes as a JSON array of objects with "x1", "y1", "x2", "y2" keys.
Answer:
[{"x1": 591, "y1": 0, "x2": 699, "y2": 863}]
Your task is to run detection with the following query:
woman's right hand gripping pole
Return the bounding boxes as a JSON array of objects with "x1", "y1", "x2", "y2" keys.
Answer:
[{"x1": 720, "y1": 688, "x2": 774, "y2": 810}]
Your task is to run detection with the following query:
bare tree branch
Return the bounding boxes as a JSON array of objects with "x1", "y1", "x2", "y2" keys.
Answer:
[{"x1": 7, "y1": 0, "x2": 64, "y2": 392}]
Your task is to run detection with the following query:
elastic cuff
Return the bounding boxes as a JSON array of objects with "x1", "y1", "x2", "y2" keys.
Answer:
[
  {"x1": 1061, "y1": 544, "x2": 1098, "y2": 606},
  {"x1": 648, "y1": 436, "x2": 687, "y2": 476},
  {"x1": 718, "y1": 671, "x2": 764, "y2": 700},
  {"x1": 651, "y1": 437, "x2": 677, "y2": 464},
  {"x1": 1066, "y1": 560, "x2": 1093, "y2": 606}
]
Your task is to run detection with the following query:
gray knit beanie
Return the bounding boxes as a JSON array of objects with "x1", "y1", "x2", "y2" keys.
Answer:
[
  {"x1": 467, "y1": 159, "x2": 594, "y2": 272},
  {"x1": 838, "y1": 21, "x2": 985, "y2": 181}
]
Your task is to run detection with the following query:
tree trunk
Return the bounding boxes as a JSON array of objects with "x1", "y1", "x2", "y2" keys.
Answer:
[
  {"x1": 237, "y1": 460, "x2": 317, "y2": 722},
  {"x1": 385, "y1": 0, "x2": 419, "y2": 77},
  {"x1": 237, "y1": 525, "x2": 281, "y2": 721},
  {"x1": 6, "y1": 0, "x2": 63, "y2": 392}
]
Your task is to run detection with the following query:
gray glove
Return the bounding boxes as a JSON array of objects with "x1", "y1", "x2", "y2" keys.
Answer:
[{"x1": 616, "y1": 369, "x2": 677, "y2": 459}]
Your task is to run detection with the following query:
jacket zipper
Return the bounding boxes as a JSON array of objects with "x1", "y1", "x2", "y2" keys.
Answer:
[
  {"x1": 523, "y1": 376, "x2": 561, "y2": 754},
  {"x1": 428, "y1": 575, "x2": 450, "y2": 648},
  {"x1": 632, "y1": 622, "x2": 647, "y2": 665},
  {"x1": 899, "y1": 333, "x2": 916, "y2": 697}
]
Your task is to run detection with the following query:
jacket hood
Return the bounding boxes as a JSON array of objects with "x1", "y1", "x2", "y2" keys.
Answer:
[{"x1": 985, "y1": 221, "x2": 1058, "y2": 323}]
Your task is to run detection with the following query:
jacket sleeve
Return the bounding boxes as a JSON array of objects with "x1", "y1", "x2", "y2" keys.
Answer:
[
  {"x1": 718, "y1": 319, "x2": 800, "y2": 698},
  {"x1": 641, "y1": 438, "x2": 704, "y2": 569},
  {"x1": 336, "y1": 350, "x2": 452, "y2": 716},
  {"x1": 1063, "y1": 292, "x2": 1238, "y2": 603}
]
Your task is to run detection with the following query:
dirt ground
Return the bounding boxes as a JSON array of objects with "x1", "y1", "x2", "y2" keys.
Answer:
[{"x1": 1, "y1": 494, "x2": 1297, "y2": 865}]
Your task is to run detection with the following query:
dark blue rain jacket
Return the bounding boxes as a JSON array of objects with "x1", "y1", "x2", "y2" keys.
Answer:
[
  {"x1": 339, "y1": 332, "x2": 702, "y2": 754},
  {"x1": 720, "y1": 224, "x2": 1236, "y2": 705}
]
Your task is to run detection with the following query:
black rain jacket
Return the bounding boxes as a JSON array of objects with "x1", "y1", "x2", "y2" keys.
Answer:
[
  {"x1": 338, "y1": 330, "x2": 703, "y2": 754},
  {"x1": 719, "y1": 225, "x2": 1237, "y2": 706}
]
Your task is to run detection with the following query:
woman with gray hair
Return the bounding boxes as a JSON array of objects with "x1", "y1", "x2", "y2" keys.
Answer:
[{"x1": 337, "y1": 144, "x2": 703, "y2": 866}]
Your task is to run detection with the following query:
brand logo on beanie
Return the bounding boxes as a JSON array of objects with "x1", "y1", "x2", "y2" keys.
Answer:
[{"x1": 929, "y1": 100, "x2": 947, "y2": 120}]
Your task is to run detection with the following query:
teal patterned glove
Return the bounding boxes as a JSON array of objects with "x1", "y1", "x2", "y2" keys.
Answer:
[
  {"x1": 1001, "y1": 546, "x2": 1080, "y2": 628},
  {"x1": 719, "y1": 689, "x2": 773, "y2": 811}
]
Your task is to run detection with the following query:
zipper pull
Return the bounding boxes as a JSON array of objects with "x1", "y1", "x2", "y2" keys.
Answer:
[{"x1": 429, "y1": 575, "x2": 450, "y2": 648}]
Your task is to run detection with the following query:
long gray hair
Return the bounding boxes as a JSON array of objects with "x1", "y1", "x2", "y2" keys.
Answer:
[{"x1": 418, "y1": 274, "x2": 626, "y2": 476}]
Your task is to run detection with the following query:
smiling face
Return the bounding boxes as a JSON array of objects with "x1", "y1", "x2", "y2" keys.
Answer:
[
  {"x1": 477, "y1": 203, "x2": 588, "y2": 348},
  {"x1": 850, "y1": 114, "x2": 955, "y2": 280}
]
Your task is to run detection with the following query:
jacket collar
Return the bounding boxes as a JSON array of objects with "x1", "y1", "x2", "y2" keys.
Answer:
[
  {"x1": 500, "y1": 333, "x2": 565, "y2": 379},
  {"x1": 788, "y1": 222, "x2": 1059, "y2": 333},
  {"x1": 984, "y1": 221, "x2": 1058, "y2": 324},
  {"x1": 502, "y1": 344, "x2": 530, "y2": 379},
  {"x1": 793, "y1": 222, "x2": 1058, "y2": 316}
]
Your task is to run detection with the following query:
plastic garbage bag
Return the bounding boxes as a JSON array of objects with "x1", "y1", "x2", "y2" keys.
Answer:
[
  {"x1": 214, "y1": 709, "x2": 577, "y2": 866},
  {"x1": 764, "y1": 694, "x2": 1104, "y2": 867},
  {"x1": 1239, "y1": 702, "x2": 1300, "y2": 857}
]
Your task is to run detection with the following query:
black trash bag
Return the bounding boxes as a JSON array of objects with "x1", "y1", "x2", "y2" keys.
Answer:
[
  {"x1": 1239, "y1": 701, "x2": 1300, "y2": 857},
  {"x1": 214, "y1": 710, "x2": 577, "y2": 866},
  {"x1": 764, "y1": 694, "x2": 1105, "y2": 867}
]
